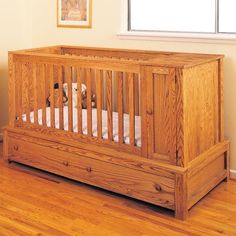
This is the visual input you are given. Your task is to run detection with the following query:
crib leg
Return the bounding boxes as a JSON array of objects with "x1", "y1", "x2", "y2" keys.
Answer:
[
  {"x1": 175, "y1": 206, "x2": 188, "y2": 220},
  {"x1": 175, "y1": 173, "x2": 188, "y2": 220}
]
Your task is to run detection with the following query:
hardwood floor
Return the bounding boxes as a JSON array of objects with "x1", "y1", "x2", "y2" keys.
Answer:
[{"x1": 0, "y1": 143, "x2": 235, "y2": 236}]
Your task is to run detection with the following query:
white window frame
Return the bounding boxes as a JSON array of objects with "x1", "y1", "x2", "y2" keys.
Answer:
[{"x1": 118, "y1": 0, "x2": 236, "y2": 44}]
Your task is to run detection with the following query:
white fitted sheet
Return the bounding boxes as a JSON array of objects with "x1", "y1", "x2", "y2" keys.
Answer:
[{"x1": 22, "y1": 107, "x2": 141, "y2": 147}]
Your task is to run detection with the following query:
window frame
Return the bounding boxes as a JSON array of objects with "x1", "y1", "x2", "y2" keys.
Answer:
[{"x1": 118, "y1": 0, "x2": 236, "y2": 43}]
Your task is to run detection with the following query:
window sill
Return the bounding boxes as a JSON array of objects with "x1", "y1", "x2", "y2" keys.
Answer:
[{"x1": 117, "y1": 31, "x2": 236, "y2": 44}]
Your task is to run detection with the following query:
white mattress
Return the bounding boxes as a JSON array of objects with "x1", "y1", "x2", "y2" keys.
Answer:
[{"x1": 22, "y1": 107, "x2": 141, "y2": 147}]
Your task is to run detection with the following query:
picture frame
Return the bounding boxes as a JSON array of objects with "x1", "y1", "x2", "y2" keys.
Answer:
[{"x1": 57, "y1": 0, "x2": 92, "y2": 28}]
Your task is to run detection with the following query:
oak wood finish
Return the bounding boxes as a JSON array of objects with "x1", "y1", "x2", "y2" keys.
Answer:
[
  {"x1": 7, "y1": 136, "x2": 175, "y2": 210},
  {"x1": 96, "y1": 69, "x2": 103, "y2": 139},
  {"x1": 41, "y1": 64, "x2": 47, "y2": 127},
  {"x1": 8, "y1": 53, "x2": 16, "y2": 127},
  {"x1": 106, "y1": 70, "x2": 113, "y2": 141},
  {"x1": 5, "y1": 46, "x2": 229, "y2": 220},
  {"x1": 0, "y1": 143, "x2": 235, "y2": 236},
  {"x1": 49, "y1": 65, "x2": 55, "y2": 128},
  {"x1": 66, "y1": 66, "x2": 73, "y2": 132},
  {"x1": 128, "y1": 72, "x2": 135, "y2": 146},
  {"x1": 58, "y1": 66, "x2": 64, "y2": 130},
  {"x1": 77, "y1": 67, "x2": 82, "y2": 134}
]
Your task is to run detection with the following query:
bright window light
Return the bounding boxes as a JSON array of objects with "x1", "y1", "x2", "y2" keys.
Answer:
[
  {"x1": 129, "y1": 0, "x2": 216, "y2": 33},
  {"x1": 219, "y1": 0, "x2": 236, "y2": 33}
]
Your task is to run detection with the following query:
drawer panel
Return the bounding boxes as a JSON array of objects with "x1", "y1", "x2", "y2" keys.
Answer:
[{"x1": 8, "y1": 136, "x2": 175, "y2": 210}]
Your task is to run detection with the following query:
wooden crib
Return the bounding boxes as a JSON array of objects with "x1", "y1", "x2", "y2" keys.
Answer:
[{"x1": 3, "y1": 45, "x2": 230, "y2": 220}]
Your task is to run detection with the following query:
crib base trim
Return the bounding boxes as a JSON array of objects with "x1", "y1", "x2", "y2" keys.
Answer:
[{"x1": 3, "y1": 128, "x2": 229, "y2": 220}]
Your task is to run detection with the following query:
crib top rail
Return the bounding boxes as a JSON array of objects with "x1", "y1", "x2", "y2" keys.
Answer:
[{"x1": 9, "y1": 45, "x2": 224, "y2": 69}]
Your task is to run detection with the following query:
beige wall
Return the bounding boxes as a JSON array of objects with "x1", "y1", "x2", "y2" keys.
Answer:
[
  {"x1": 0, "y1": 0, "x2": 32, "y2": 134},
  {"x1": 1, "y1": 0, "x2": 236, "y2": 171}
]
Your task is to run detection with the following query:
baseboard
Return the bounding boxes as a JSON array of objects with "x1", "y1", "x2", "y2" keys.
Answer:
[
  {"x1": 0, "y1": 133, "x2": 3, "y2": 142},
  {"x1": 230, "y1": 169, "x2": 236, "y2": 180}
]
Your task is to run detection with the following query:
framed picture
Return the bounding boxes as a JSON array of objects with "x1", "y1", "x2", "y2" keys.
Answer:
[{"x1": 57, "y1": 0, "x2": 92, "y2": 28}]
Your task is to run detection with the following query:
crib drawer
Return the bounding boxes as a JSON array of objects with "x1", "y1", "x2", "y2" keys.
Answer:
[{"x1": 7, "y1": 135, "x2": 175, "y2": 210}]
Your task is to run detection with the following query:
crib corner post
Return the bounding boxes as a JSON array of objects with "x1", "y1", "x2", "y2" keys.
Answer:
[
  {"x1": 8, "y1": 52, "x2": 16, "y2": 127},
  {"x1": 3, "y1": 129, "x2": 10, "y2": 163},
  {"x1": 175, "y1": 172, "x2": 188, "y2": 220}
]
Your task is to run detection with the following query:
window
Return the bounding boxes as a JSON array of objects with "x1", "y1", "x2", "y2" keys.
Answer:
[
  {"x1": 219, "y1": 0, "x2": 236, "y2": 33},
  {"x1": 129, "y1": 0, "x2": 236, "y2": 34}
]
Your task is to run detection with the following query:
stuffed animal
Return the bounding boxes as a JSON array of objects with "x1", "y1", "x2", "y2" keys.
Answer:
[
  {"x1": 63, "y1": 82, "x2": 86, "y2": 107},
  {"x1": 82, "y1": 93, "x2": 96, "y2": 109},
  {"x1": 47, "y1": 83, "x2": 68, "y2": 107},
  {"x1": 63, "y1": 82, "x2": 96, "y2": 109}
]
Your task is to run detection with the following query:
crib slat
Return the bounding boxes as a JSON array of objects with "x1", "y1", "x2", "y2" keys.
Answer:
[
  {"x1": 86, "y1": 68, "x2": 93, "y2": 137},
  {"x1": 66, "y1": 67, "x2": 73, "y2": 132},
  {"x1": 58, "y1": 66, "x2": 64, "y2": 130},
  {"x1": 22, "y1": 63, "x2": 30, "y2": 123},
  {"x1": 106, "y1": 71, "x2": 113, "y2": 141},
  {"x1": 49, "y1": 65, "x2": 55, "y2": 128},
  {"x1": 42, "y1": 64, "x2": 47, "y2": 126},
  {"x1": 134, "y1": 73, "x2": 140, "y2": 115},
  {"x1": 96, "y1": 69, "x2": 103, "y2": 139},
  {"x1": 128, "y1": 73, "x2": 135, "y2": 146},
  {"x1": 77, "y1": 67, "x2": 82, "y2": 134},
  {"x1": 117, "y1": 72, "x2": 124, "y2": 144},
  {"x1": 33, "y1": 64, "x2": 38, "y2": 125},
  {"x1": 17, "y1": 63, "x2": 23, "y2": 123}
]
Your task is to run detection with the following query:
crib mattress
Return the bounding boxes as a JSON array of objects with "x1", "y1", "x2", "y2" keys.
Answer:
[{"x1": 22, "y1": 107, "x2": 141, "y2": 147}]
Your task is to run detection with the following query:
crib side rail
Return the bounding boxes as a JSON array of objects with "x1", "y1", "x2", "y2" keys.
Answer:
[{"x1": 9, "y1": 52, "x2": 146, "y2": 156}]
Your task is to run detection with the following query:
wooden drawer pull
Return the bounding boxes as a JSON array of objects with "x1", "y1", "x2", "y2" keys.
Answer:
[
  {"x1": 63, "y1": 161, "x2": 69, "y2": 167},
  {"x1": 155, "y1": 184, "x2": 162, "y2": 192},
  {"x1": 147, "y1": 109, "x2": 153, "y2": 115},
  {"x1": 13, "y1": 145, "x2": 19, "y2": 151},
  {"x1": 86, "y1": 167, "x2": 92, "y2": 173}
]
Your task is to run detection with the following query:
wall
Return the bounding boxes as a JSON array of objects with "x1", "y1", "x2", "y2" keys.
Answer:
[
  {"x1": 1, "y1": 0, "x2": 235, "y2": 173},
  {"x1": 0, "y1": 0, "x2": 32, "y2": 137}
]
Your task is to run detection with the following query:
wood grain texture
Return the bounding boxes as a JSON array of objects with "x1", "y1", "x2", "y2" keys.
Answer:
[
  {"x1": 140, "y1": 66, "x2": 148, "y2": 157},
  {"x1": 15, "y1": 62, "x2": 23, "y2": 125},
  {"x1": 33, "y1": 64, "x2": 38, "y2": 125},
  {"x1": 128, "y1": 73, "x2": 135, "y2": 146},
  {"x1": 218, "y1": 58, "x2": 224, "y2": 142},
  {"x1": 188, "y1": 154, "x2": 227, "y2": 209},
  {"x1": 66, "y1": 67, "x2": 73, "y2": 132},
  {"x1": 6, "y1": 46, "x2": 227, "y2": 220},
  {"x1": 5, "y1": 127, "x2": 184, "y2": 175},
  {"x1": 96, "y1": 69, "x2": 103, "y2": 139},
  {"x1": 21, "y1": 63, "x2": 30, "y2": 123},
  {"x1": 117, "y1": 72, "x2": 124, "y2": 144},
  {"x1": 86, "y1": 68, "x2": 92, "y2": 137},
  {"x1": 7, "y1": 137, "x2": 175, "y2": 210},
  {"x1": 145, "y1": 67, "x2": 154, "y2": 159},
  {"x1": 176, "y1": 69, "x2": 185, "y2": 167},
  {"x1": 175, "y1": 173, "x2": 188, "y2": 220},
  {"x1": 153, "y1": 68, "x2": 176, "y2": 163},
  {"x1": 41, "y1": 64, "x2": 47, "y2": 127},
  {"x1": 58, "y1": 66, "x2": 64, "y2": 130},
  {"x1": 0, "y1": 143, "x2": 235, "y2": 236},
  {"x1": 77, "y1": 67, "x2": 82, "y2": 134},
  {"x1": 8, "y1": 53, "x2": 16, "y2": 127},
  {"x1": 2, "y1": 130, "x2": 9, "y2": 161},
  {"x1": 106, "y1": 71, "x2": 113, "y2": 141},
  {"x1": 183, "y1": 61, "x2": 220, "y2": 163},
  {"x1": 49, "y1": 65, "x2": 55, "y2": 128}
]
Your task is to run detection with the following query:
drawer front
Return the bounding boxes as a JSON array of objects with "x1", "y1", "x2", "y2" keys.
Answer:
[{"x1": 8, "y1": 136, "x2": 175, "y2": 210}]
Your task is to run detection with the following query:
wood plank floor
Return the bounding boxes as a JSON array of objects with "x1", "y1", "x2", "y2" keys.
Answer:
[{"x1": 0, "y1": 143, "x2": 235, "y2": 236}]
